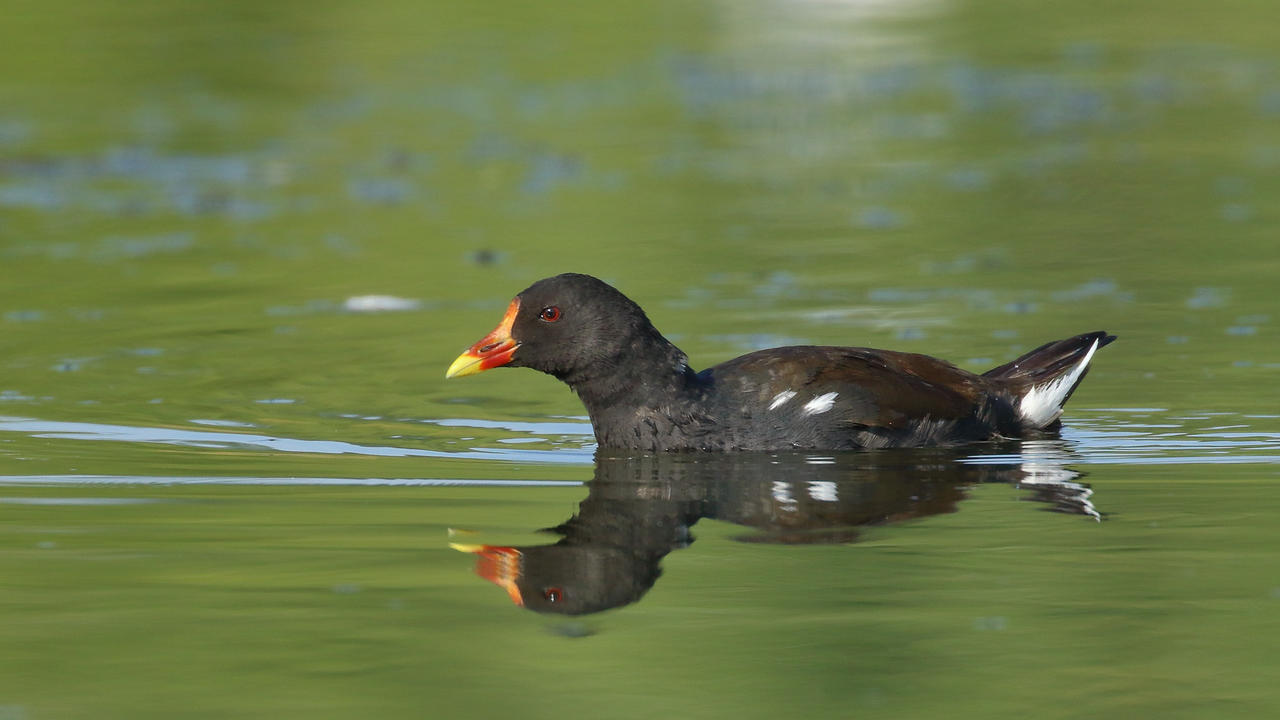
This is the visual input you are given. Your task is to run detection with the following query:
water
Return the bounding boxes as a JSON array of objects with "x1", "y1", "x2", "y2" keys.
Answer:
[{"x1": 3, "y1": 1, "x2": 1280, "y2": 718}]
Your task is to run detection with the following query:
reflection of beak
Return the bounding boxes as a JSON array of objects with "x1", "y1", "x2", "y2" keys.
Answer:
[
  {"x1": 445, "y1": 299, "x2": 520, "y2": 379},
  {"x1": 450, "y1": 543, "x2": 524, "y2": 606}
]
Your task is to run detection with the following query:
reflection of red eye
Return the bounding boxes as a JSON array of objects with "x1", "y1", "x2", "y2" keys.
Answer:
[
  {"x1": 539, "y1": 306, "x2": 561, "y2": 323},
  {"x1": 543, "y1": 587, "x2": 563, "y2": 603}
]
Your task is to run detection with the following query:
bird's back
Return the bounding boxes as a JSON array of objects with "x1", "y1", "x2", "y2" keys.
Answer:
[{"x1": 692, "y1": 346, "x2": 1010, "y2": 450}]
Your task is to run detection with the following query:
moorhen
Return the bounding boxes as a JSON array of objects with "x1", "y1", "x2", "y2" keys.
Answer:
[{"x1": 445, "y1": 273, "x2": 1115, "y2": 451}]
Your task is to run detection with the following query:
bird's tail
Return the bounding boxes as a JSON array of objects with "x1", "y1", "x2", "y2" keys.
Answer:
[{"x1": 984, "y1": 331, "x2": 1116, "y2": 429}]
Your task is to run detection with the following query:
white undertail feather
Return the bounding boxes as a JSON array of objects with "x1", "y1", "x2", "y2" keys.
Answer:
[{"x1": 1017, "y1": 339, "x2": 1100, "y2": 429}]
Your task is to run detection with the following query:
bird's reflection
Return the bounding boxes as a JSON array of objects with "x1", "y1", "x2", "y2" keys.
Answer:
[{"x1": 453, "y1": 440, "x2": 1098, "y2": 615}]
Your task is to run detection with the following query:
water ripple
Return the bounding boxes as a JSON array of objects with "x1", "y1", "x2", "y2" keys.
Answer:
[
  {"x1": 0, "y1": 416, "x2": 594, "y2": 465},
  {"x1": 0, "y1": 475, "x2": 583, "y2": 487}
]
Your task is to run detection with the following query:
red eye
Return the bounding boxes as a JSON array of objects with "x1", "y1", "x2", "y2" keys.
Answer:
[
  {"x1": 539, "y1": 306, "x2": 561, "y2": 322},
  {"x1": 543, "y1": 587, "x2": 563, "y2": 603}
]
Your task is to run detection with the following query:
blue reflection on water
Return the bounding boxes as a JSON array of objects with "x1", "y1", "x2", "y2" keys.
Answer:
[
  {"x1": 0, "y1": 416, "x2": 594, "y2": 465},
  {"x1": 0, "y1": 475, "x2": 582, "y2": 487},
  {"x1": 2, "y1": 408, "x2": 1278, "y2": 479}
]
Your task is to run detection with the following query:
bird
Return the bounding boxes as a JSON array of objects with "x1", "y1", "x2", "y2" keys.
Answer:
[{"x1": 445, "y1": 273, "x2": 1115, "y2": 452}]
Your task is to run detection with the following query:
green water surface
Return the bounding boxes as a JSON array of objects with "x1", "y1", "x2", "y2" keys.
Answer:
[{"x1": 3, "y1": 1, "x2": 1280, "y2": 718}]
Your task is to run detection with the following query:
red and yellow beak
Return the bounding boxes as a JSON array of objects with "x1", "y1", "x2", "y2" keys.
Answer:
[
  {"x1": 445, "y1": 299, "x2": 521, "y2": 379},
  {"x1": 450, "y1": 543, "x2": 524, "y2": 607}
]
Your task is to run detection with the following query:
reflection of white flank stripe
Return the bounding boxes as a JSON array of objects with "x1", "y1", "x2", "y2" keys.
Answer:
[
  {"x1": 808, "y1": 480, "x2": 838, "y2": 502},
  {"x1": 769, "y1": 390, "x2": 797, "y2": 410},
  {"x1": 771, "y1": 480, "x2": 797, "y2": 509},
  {"x1": 802, "y1": 392, "x2": 839, "y2": 416},
  {"x1": 1019, "y1": 339, "x2": 1099, "y2": 428}
]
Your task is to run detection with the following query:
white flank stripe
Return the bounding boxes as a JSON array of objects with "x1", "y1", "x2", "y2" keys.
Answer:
[
  {"x1": 1018, "y1": 339, "x2": 1099, "y2": 428},
  {"x1": 802, "y1": 392, "x2": 839, "y2": 416},
  {"x1": 768, "y1": 390, "x2": 798, "y2": 410}
]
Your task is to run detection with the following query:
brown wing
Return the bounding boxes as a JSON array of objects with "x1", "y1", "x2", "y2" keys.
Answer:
[{"x1": 701, "y1": 346, "x2": 990, "y2": 439}]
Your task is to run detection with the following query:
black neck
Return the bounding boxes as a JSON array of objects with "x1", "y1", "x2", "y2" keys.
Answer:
[{"x1": 565, "y1": 334, "x2": 703, "y2": 449}]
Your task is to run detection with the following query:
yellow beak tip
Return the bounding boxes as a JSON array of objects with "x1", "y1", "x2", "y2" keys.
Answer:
[{"x1": 445, "y1": 353, "x2": 483, "y2": 379}]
